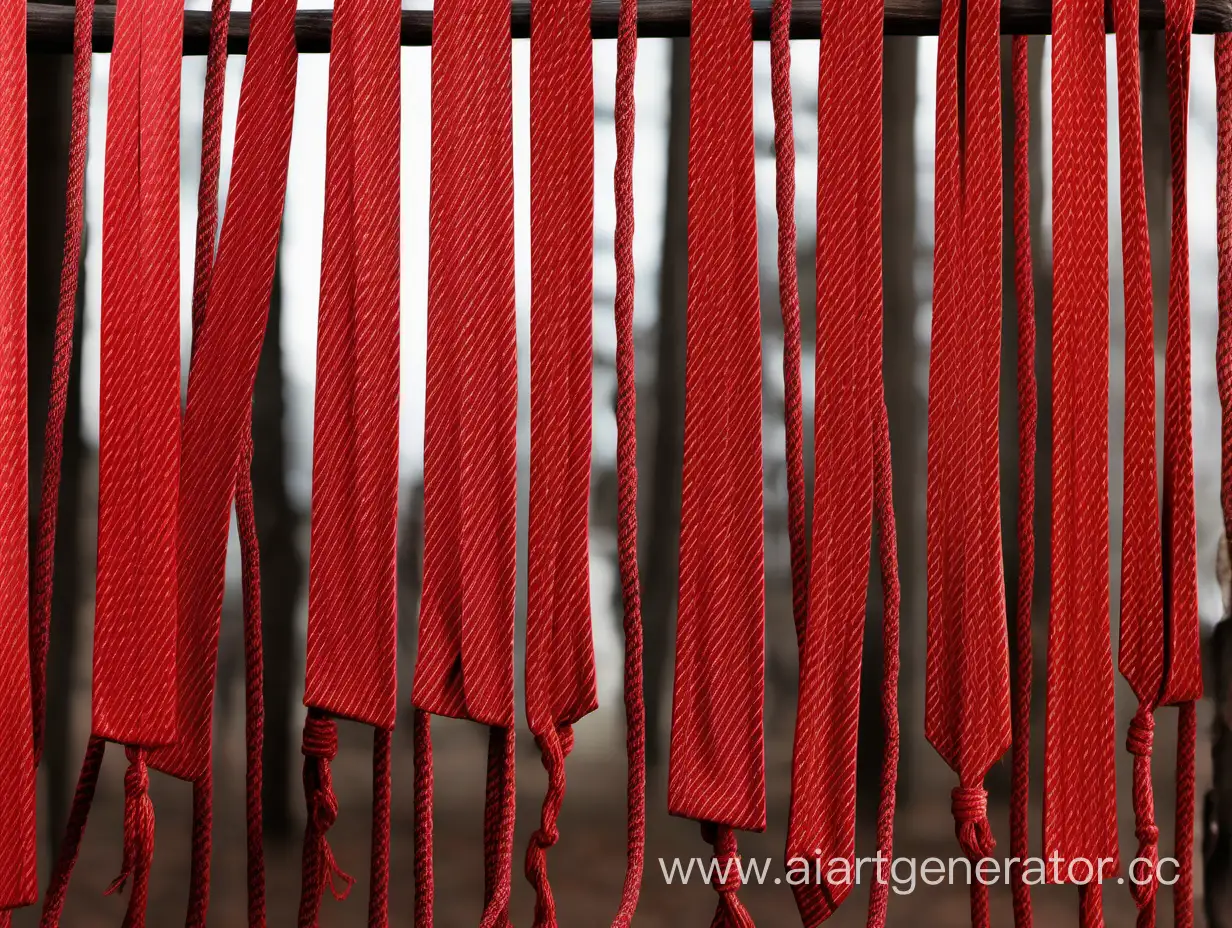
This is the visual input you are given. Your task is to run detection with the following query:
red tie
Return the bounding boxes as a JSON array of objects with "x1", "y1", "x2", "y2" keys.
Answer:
[
  {"x1": 1159, "y1": 1, "x2": 1202, "y2": 923},
  {"x1": 411, "y1": 0, "x2": 518, "y2": 919},
  {"x1": 300, "y1": 0, "x2": 400, "y2": 918},
  {"x1": 1044, "y1": 0, "x2": 1118, "y2": 920},
  {"x1": 1111, "y1": 0, "x2": 1166, "y2": 919},
  {"x1": 1008, "y1": 33, "x2": 1038, "y2": 928},
  {"x1": 86, "y1": 0, "x2": 183, "y2": 917},
  {"x1": 0, "y1": 0, "x2": 35, "y2": 913},
  {"x1": 785, "y1": 0, "x2": 888, "y2": 919},
  {"x1": 924, "y1": 0, "x2": 1011, "y2": 922},
  {"x1": 667, "y1": 0, "x2": 765, "y2": 919},
  {"x1": 524, "y1": 0, "x2": 598, "y2": 920}
]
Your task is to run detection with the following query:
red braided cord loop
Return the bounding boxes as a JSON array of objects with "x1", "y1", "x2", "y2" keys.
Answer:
[
  {"x1": 1008, "y1": 34, "x2": 1036, "y2": 928},
  {"x1": 924, "y1": 0, "x2": 1010, "y2": 922},
  {"x1": 610, "y1": 0, "x2": 647, "y2": 918},
  {"x1": 1110, "y1": 0, "x2": 1165, "y2": 918},
  {"x1": 411, "y1": 0, "x2": 517, "y2": 917},
  {"x1": 524, "y1": 0, "x2": 597, "y2": 914},
  {"x1": 668, "y1": 0, "x2": 765, "y2": 919},
  {"x1": 0, "y1": 0, "x2": 34, "y2": 906},
  {"x1": 1044, "y1": 0, "x2": 1118, "y2": 917},
  {"x1": 785, "y1": 0, "x2": 884, "y2": 916},
  {"x1": 146, "y1": 0, "x2": 297, "y2": 786}
]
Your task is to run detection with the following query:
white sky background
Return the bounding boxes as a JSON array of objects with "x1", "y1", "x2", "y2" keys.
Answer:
[{"x1": 74, "y1": 21, "x2": 1228, "y2": 634}]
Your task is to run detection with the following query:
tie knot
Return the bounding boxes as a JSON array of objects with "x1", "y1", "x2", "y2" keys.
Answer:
[
  {"x1": 1127, "y1": 708, "x2": 1155, "y2": 757},
  {"x1": 951, "y1": 786, "x2": 995, "y2": 860},
  {"x1": 302, "y1": 713, "x2": 339, "y2": 760}
]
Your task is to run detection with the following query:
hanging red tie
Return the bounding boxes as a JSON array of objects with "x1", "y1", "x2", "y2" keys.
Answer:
[
  {"x1": 84, "y1": 0, "x2": 183, "y2": 918},
  {"x1": 0, "y1": 0, "x2": 35, "y2": 913},
  {"x1": 300, "y1": 0, "x2": 400, "y2": 919},
  {"x1": 524, "y1": 0, "x2": 598, "y2": 920},
  {"x1": 411, "y1": 0, "x2": 517, "y2": 919},
  {"x1": 1008, "y1": 33, "x2": 1037, "y2": 928},
  {"x1": 1043, "y1": 0, "x2": 1118, "y2": 920},
  {"x1": 1158, "y1": 1, "x2": 1202, "y2": 924},
  {"x1": 785, "y1": 0, "x2": 888, "y2": 920},
  {"x1": 924, "y1": 0, "x2": 1011, "y2": 922},
  {"x1": 1111, "y1": 0, "x2": 1166, "y2": 919},
  {"x1": 666, "y1": 0, "x2": 764, "y2": 919}
]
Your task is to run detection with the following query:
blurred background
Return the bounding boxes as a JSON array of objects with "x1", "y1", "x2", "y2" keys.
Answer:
[{"x1": 12, "y1": 10, "x2": 1230, "y2": 925}]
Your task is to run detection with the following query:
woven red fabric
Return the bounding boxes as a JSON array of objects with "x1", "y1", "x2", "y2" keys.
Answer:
[
  {"x1": 668, "y1": 0, "x2": 765, "y2": 834},
  {"x1": 924, "y1": 0, "x2": 1010, "y2": 922},
  {"x1": 91, "y1": 0, "x2": 181, "y2": 751},
  {"x1": 146, "y1": 0, "x2": 298, "y2": 785},
  {"x1": 0, "y1": 0, "x2": 34, "y2": 907},
  {"x1": 300, "y1": 0, "x2": 400, "y2": 918},
  {"x1": 1044, "y1": 0, "x2": 1118, "y2": 919},
  {"x1": 786, "y1": 0, "x2": 884, "y2": 917},
  {"x1": 1111, "y1": 0, "x2": 1165, "y2": 919},
  {"x1": 412, "y1": 0, "x2": 517, "y2": 919},
  {"x1": 87, "y1": 0, "x2": 183, "y2": 919},
  {"x1": 524, "y1": 0, "x2": 597, "y2": 915},
  {"x1": 1008, "y1": 34, "x2": 1037, "y2": 928},
  {"x1": 668, "y1": 0, "x2": 765, "y2": 920}
]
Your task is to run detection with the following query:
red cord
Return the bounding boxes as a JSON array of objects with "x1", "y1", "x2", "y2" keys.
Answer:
[
  {"x1": 770, "y1": 0, "x2": 807, "y2": 650},
  {"x1": 610, "y1": 0, "x2": 647, "y2": 917},
  {"x1": 1159, "y1": 1, "x2": 1202, "y2": 924},
  {"x1": 1008, "y1": 34, "x2": 1037, "y2": 928},
  {"x1": 785, "y1": 0, "x2": 885, "y2": 916},
  {"x1": 1219, "y1": 35, "x2": 1232, "y2": 546},
  {"x1": 236, "y1": 443, "x2": 267, "y2": 927},
  {"x1": 1044, "y1": 0, "x2": 1118, "y2": 919},
  {"x1": 0, "y1": 0, "x2": 35, "y2": 906}
]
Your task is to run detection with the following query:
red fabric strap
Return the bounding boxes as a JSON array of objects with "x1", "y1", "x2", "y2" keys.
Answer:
[
  {"x1": 925, "y1": 0, "x2": 1010, "y2": 921},
  {"x1": 1111, "y1": 0, "x2": 1165, "y2": 918},
  {"x1": 300, "y1": 0, "x2": 400, "y2": 916},
  {"x1": 0, "y1": 0, "x2": 35, "y2": 909},
  {"x1": 1044, "y1": 0, "x2": 1117, "y2": 920},
  {"x1": 146, "y1": 0, "x2": 297, "y2": 786},
  {"x1": 785, "y1": 0, "x2": 884, "y2": 917},
  {"x1": 91, "y1": 0, "x2": 181, "y2": 751},
  {"x1": 88, "y1": 0, "x2": 183, "y2": 918},
  {"x1": 1008, "y1": 34, "x2": 1037, "y2": 928},
  {"x1": 667, "y1": 0, "x2": 765, "y2": 917},
  {"x1": 524, "y1": 0, "x2": 598, "y2": 916},
  {"x1": 412, "y1": 0, "x2": 517, "y2": 918}
]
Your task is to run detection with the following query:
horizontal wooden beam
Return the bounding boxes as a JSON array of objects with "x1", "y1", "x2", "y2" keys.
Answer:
[{"x1": 25, "y1": 0, "x2": 1232, "y2": 53}]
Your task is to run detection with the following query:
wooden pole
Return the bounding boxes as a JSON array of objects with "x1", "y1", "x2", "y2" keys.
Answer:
[{"x1": 24, "y1": 0, "x2": 1232, "y2": 53}]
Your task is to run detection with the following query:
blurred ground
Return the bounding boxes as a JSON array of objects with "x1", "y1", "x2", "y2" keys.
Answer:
[{"x1": 14, "y1": 698, "x2": 1207, "y2": 928}]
